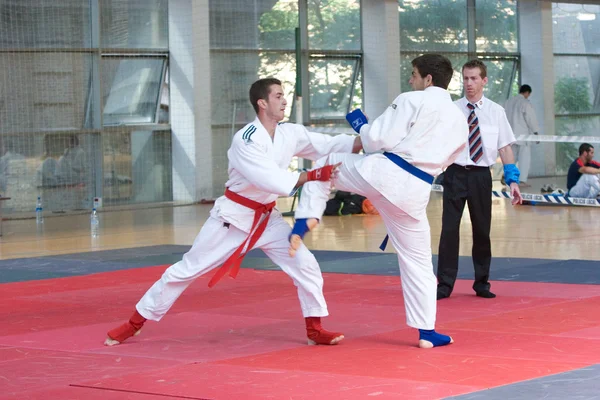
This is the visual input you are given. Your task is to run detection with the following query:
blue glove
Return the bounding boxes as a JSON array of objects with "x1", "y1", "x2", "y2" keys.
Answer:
[
  {"x1": 346, "y1": 109, "x2": 368, "y2": 134},
  {"x1": 503, "y1": 163, "x2": 520, "y2": 186}
]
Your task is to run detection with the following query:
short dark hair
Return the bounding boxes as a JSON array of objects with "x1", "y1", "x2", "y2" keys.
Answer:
[
  {"x1": 411, "y1": 54, "x2": 454, "y2": 89},
  {"x1": 579, "y1": 143, "x2": 594, "y2": 155},
  {"x1": 462, "y1": 59, "x2": 487, "y2": 79},
  {"x1": 249, "y1": 78, "x2": 282, "y2": 114},
  {"x1": 519, "y1": 84, "x2": 532, "y2": 94}
]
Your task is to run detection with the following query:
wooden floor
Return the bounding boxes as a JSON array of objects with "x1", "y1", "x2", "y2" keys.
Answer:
[{"x1": 1, "y1": 186, "x2": 598, "y2": 262}]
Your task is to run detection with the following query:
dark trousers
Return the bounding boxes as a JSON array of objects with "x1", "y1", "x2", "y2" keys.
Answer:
[{"x1": 437, "y1": 163, "x2": 492, "y2": 294}]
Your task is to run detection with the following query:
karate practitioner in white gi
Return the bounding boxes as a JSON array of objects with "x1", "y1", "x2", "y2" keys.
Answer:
[
  {"x1": 503, "y1": 84, "x2": 540, "y2": 186},
  {"x1": 289, "y1": 54, "x2": 468, "y2": 348},
  {"x1": 105, "y1": 78, "x2": 362, "y2": 347}
]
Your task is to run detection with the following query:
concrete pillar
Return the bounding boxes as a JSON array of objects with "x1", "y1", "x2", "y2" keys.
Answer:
[
  {"x1": 519, "y1": 0, "x2": 556, "y2": 177},
  {"x1": 362, "y1": 0, "x2": 401, "y2": 119},
  {"x1": 168, "y1": 0, "x2": 213, "y2": 202}
]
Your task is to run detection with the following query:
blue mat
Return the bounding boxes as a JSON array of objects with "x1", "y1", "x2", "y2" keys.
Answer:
[
  {"x1": 446, "y1": 364, "x2": 600, "y2": 400},
  {"x1": 0, "y1": 245, "x2": 598, "y2": 285}
]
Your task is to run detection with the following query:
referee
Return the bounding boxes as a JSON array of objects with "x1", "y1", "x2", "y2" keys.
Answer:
[{"x1": 436, "y1": 60, "x2": 523, "y2": 300}]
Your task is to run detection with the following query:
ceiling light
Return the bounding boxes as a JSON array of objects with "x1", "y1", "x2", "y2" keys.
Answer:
[{"x1": 577, "y1": 13, "x2": 596, "y2": 21}]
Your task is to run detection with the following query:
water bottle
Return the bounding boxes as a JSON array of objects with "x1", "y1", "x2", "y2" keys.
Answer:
[
  {"x1": 35, "y1": 196, "x2": 44, "y2": 224},
  {"x1": 90, "y1": 208, "x2": 99, "y2": 238}
]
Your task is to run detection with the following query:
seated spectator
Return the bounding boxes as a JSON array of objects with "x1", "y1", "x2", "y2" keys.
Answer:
[
  {"x1": 56, "y1": 135, "x2": 86, "y2": 186},
  {"x1": 38, "y1": 135, "x2": 59, "y2": 187},
  {"x1": 38, "y1": 134, "x2": 86, "y2": 187},
  {"x1": 566, "y1": 143, "x2": 600, "y2": 198},
  {"x1": 0, "y1": 136, "x2": 27, "y2": 196}
]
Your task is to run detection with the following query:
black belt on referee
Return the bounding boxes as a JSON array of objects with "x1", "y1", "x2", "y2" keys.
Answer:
[{"x1": 451, "y1": 163, "x2": 490, "y2": 170}]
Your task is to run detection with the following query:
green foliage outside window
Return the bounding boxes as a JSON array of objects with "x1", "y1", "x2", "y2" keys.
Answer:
[
  {"x1": 554, "y1": 76, "x2": 593, "y2": 173},
  {"x1": 555, "y1": 77, "x2": 592, "y2": 114},
  {"x1": 399, "y1": 0, "x2": 518, "y2": 103},
  {"x1": 259, "y1": 3, "x2": 298, "y2": 49},
  {"x1": 258, "y1": 0, "x2": 361, "y2": 120},
  {"x1": 399, "y1": 0, "x2": 517, "y2": 53},
  {"x1": 307, "y1": 0, "x2": 360, "y2": 51}
]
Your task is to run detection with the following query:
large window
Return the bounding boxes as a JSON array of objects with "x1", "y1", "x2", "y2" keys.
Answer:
[
  {"x1": 399, "y1": 0, "x2": 468, "y2": 53},
  {"x1": 308, "y1": 0, "x2": 360, "y2": 51},
  {"x1": 0, "y1": 0, "x2": 170, "y2": 215},
  {"x1": 210, "y1": 0, "x2": 298, "y2": 126},
  {"x1": 0, "y1": 52, "x2": 92, "y2": 133},
  {"x1": 102, "y1": 127, "x2": 172, "y2": 205},
  {"x1": 475, "y1": 0, "x2": 518, "y2": 53},
  {"x1": 100, "y1": 0, "x2": 168, "y2": 49},
  {"x1": 208, "y1": 0, "x2": 362, "y2": 178},
  {"x1": 399, "y1": 0, "x2": 519, "y2": 104},
  {"x1": 0, "y1": 0, "x2": 92, "y2": 48},
  {"x1": 209, "y1": 0, "x2": 362, "y2": 127},
  {"x1": 553, "y1": 3, "x2": 600, "y2": 174},
  {"x1": 309, "y1": 56, "x2": 360, "y2": 120},
  {"x1": 101, "y1": 57, "x2": 167, "y2": 126},
  {"x1": 307, "y1": 0, "x2": 361, "y2": 122}
]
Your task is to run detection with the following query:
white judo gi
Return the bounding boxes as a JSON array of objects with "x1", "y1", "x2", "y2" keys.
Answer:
[
  {"x1": 503, "y1": 94, "x2": 540, "y2": 183},
  {"x1": 137, "y1": 118, "x2": 356, "y2": 321},
  {"x1": 295, "y1": 86, "x2": 468, "y2": 330}
]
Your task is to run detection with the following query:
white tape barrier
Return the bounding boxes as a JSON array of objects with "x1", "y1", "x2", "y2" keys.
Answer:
[
  {"x1": 309, "y1": 126, "x2": 600, "y2": 207},
  {"x1": 514, "y1": 134, "x2": 600, "y2": 143},
  {"x1": 310, "y1": 126, "x2": 600, "y2": 144},
  {"x1": 431, "y1": 184, "x2": 600, "y2": 207}
]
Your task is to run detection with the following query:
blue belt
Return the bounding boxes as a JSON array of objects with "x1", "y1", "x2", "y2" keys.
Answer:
[
  {"x1": 379, "y1": 152, "x2": 434, "y2": 251},
  {"x1": 382, "y1": 152, "x2": 434, "y2": 184}
]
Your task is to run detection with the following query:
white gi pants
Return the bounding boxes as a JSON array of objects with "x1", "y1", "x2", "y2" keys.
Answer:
[
  {"x1": 136, "y1": 212, "x2": 328, "y2": 321},
  {"x1": 295, "y1": 153, "x2": 436, "y2": 330},
  {"x1": 569, "y1": 174, "x2": 600, "y2": 198},
  {"x1": 513, "y1": 143, "x2": 531, "y2": 183}
]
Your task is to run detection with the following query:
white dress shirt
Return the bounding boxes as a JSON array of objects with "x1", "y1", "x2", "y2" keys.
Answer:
[
  {"x1": 453, "y1": 95, "x2": 516, "y2": 167},
  {"x1": 503, "y1": 94, "x2": 540, "y2": 145}
]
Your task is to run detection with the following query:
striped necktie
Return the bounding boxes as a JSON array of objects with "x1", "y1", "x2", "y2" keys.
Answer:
[{"x1": 467, "y1": 103, "x2": 483, "y2": 163}]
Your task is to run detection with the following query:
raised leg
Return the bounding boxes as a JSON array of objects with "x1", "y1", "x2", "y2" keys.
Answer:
[{"x1": 289, "y1": 153, "x2": 369, "y2": 257}]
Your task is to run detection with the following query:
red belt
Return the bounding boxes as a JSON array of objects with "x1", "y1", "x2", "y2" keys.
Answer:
[{"x1": 208, "y1": 188, "x2": 276, "y2": 288}]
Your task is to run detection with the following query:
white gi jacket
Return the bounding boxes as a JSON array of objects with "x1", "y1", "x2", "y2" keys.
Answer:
[
  {"x1": 356, "y1": 86, "x2": 468, "y2": 217},
  {"x1": 503, "y1": 94, "x2": 539, "y2": 146},
  {"x1": 210, "y1": 118, "x2": 356, "y2": 232}
]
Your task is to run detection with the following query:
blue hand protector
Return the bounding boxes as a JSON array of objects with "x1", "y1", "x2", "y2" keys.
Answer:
[
  {"x1": 346, "y1": 109, "x2": 368, "y2": 134},
  {"x1": 503, "y1": 163, "x2": 520, "y2": 186}
]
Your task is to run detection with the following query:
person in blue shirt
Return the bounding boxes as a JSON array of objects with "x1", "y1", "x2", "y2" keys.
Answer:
[{"x1": 566, "y1": 143, "x2": 600, "y2": 198}]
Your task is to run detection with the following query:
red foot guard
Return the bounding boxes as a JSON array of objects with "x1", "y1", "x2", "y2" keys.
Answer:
[
  {"x1": 305, "y1": 317, "x2": 344, "y2": 345},
  {"x1": 104, "y1": 310, "x2": 146, "y2": 346}
]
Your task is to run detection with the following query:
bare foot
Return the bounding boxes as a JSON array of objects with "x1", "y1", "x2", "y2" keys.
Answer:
[{"x1": 289, "y1": 218, "x2": 319, "y2": 257}]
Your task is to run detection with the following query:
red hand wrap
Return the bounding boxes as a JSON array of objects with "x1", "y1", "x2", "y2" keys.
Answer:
[{"x1": 307, "y1": 165, "x2": 336, "y2": 182}]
